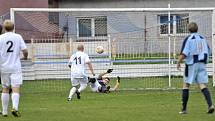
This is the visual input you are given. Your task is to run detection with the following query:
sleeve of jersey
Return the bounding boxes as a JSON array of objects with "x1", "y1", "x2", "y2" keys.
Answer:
[
  {"x1": 68, "y1": 56, "x2": 73, "y2": 65},
  {"x1": 85, "y1": 55, "x2": 90, "y2": 63},
  {"x1": 180, "y1": 37, "x2": 190, "y2": 57},
  {"x1": 20, "y1": 35, "x2": 27, "y2": 50}
]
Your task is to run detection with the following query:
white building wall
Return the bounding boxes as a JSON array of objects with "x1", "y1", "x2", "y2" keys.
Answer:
[
  {"x1": 57, "y1": 0, "x2": 214, "y2": 54},
  {"x1": 58, "y1": 0, "x2": 215, "y2": 8}
]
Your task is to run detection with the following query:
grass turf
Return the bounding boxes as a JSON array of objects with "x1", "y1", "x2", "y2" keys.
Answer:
[
  {"x1": 1, "y1": 78, "x2": 215, "y2": 121},
  {"x1": 1, "y1": 90, "x2": 215, "y2": 121}
]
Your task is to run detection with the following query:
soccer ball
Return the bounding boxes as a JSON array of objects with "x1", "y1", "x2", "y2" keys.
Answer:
[{"x1": 96, "y1": 46, "x2": 104, "y2": 54}]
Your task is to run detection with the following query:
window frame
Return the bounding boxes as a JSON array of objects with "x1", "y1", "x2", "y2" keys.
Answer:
[
  {"x1": 158, "y1": 14, "x2": 189, "y2": 36},
  {"x1": 48, "y1": 0, "x2": 59, "y2": 24},
  {"x1": 76, "y1": 17, "x2": 94, "y2": 38},
  {"x1": 76, "y1": 16, "x2": 107, "y2": 38}
]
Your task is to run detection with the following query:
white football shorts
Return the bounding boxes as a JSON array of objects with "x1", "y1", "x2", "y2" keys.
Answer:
[
  {"x1": 71, "y1": 73, "x2": 88, "y2": 86},
  {"x1": 1, "y1": 72, "x2": 23, "y2": 88}
]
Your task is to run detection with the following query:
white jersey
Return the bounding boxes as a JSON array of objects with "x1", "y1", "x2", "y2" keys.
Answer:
[
  {"x1": 0, "y1": 32, "x2": 27, "y2": 73},
  {"x1": 68, "y1": 51, "x2": 90, "y2": 76}
]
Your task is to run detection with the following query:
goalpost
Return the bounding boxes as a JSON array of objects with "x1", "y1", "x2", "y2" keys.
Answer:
[
  {"x1": 213, "y1": 9, "x2": 215, "y2": 87},
  {"x1": 10, "y1": 7, "x2": 215, "y2": 92}
]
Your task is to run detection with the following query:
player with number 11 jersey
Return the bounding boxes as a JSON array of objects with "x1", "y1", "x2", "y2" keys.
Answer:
[
  {"x1": 67, "y1": 44, "x2": 95, "y2": 101},
  {"x1": 69, "y1": 50, "x2": 90, "y2": 77}
]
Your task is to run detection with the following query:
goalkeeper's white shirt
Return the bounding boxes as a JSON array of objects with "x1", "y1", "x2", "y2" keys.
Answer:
[
  {"x1": 0, "y1": 32, "x2": 27, "y2": 73},
  {"x1": 68, "y1": 51, "x2": 90, "y2": 76}
]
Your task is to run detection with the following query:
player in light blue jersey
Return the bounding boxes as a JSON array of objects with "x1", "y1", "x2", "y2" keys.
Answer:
[{"x1": 177, "y1": 22, "x2": 214, "y2": 114}]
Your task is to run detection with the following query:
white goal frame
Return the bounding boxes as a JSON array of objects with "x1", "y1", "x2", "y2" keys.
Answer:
[{"x1": 10, "y1": 7, "x2": 215, "y2": 87}]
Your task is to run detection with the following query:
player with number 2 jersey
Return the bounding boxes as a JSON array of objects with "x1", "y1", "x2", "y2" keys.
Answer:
[{"x1": 0, "y1": 20, "x2": 28, "y2": 117}]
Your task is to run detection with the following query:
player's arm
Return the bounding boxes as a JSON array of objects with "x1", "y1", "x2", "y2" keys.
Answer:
[
  {"x1": 177, "y1": 37, "x2": 189, "y2": 70},
  {"x1": 177, "y1": 54, "x2": 185, "y2": 70},
  {"x1": 207, "y1": 44, "x2": 212, "y2": 56},
  {"x1": 20, "y1": 36, "x2": 28, "y2": 60},
  {"x1": 86, "y1": 62, "x2": 95, "y2": 76},
  {"x1": 110, "y1": 76, "x2": 120, "y2": 92},
  {"x1": 68, "y1": 56, "x2": 73, "y2": 68},
  {"x1": 22, "y1": 49, "x2": 28, "y2": 60},
  {"x1": 85, "y1": 55, "x2": 95, "y2": 76},
  {"x1": 98, "y1": 72, "x2": 108, "y2": 79},
  {"x1": 98, "y1": 69, "x2": 113, "y2": 79}
]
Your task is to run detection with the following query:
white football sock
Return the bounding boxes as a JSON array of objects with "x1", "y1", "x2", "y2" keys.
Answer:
[
  {"x1": 1, "y1": 93, "x2": 9, "y2": 115},
  {"x1": 78, "y1": 84, "x2": 87, "y2": 93},
  {"x1": 68, "y1": 87, "x2": 77, "y2": 99},
  {"x1": 11, "y1": 93, "x2": 20, "y2": 111}
]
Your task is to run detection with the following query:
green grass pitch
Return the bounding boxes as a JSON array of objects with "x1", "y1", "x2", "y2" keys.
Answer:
[{"x1": 1, "y1": 78, "x2": 215, "y2": 121}]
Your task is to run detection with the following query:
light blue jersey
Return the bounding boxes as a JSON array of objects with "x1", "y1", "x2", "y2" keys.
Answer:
[
  {"x1": 180, "y1": 33, "x2": 210, "y2": 65},
  {"x1": 180, "y1": 33, "x2": 210, "y2": 84}
]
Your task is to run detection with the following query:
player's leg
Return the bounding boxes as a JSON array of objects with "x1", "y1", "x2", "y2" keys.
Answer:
[
  {"x1": 1, "y1": 73, "x2": 10, "y2": 117},
  {"x1": 180, "y1": 83, "x2": 190, "y2": 114},
  {"x1": 96, "y1": 81, "x2": 102, "y2": 92},
  {"x1": 199, "y1": 83, "x2": 214, "y2": 113},
  {"x1": 89, "y1": 77, "x2": 101, "y2": 92},
  {"x1": 197, "y1": 63, "x2": 214, "y2": 114},
  {"x1": 93, "y1": 80, "x2": 102, "y2": 92},
  {"x1": 76, "y1": 77, "x2": 88, "y2": 99},
  {"x1": 10, "y1": 73, "x2": 22, "y2": 117},
  {"x1": 1, "y1": 87, "x2": 9, "y2": 117},
  {"x1": 68, "y1": 86, "x2": 78, "y2": 101},
  {"x1": 89, "y1": 82, "x2": 98, "y2": 92},
  {"x1": 67, "y1": 76, "x2": 79, "y2": 101},
  {"x1": 11, "y1": 87, "x2": 21, "y2": 117},
  {"x1": 179, "y1": 64, "x2": 195, "y2": 114},
  {"x1": 78, "y1": 77, "x2": 88, "y2": 93}
]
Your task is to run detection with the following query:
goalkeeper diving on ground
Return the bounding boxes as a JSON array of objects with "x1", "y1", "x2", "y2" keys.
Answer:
[{"x1": 88, "y1": 69, "x2": 120, "y2": 93}]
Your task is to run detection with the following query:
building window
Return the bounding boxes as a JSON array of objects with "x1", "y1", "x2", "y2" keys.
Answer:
[
  {"x1": 48, "y1": 0, "x2": 59, "y2": 24},
  {"x1": 95, "y1": 17, "x2": 107, "y2": 36},
  {"x1": 78, "y1": 19, "x2": 92, "y2": 37},
  {"x1": 159, "y1": 14, "x2": 189, "y2": 35},
  {"x1": 77, "y1": 16, "x2": 107, "y2": 37},
  {"x1": 49, "y1": 12, "x2": 59, "y2": 24},
  {"x1": 176, "y1": 14, "x2": 189, "y2": 33},
  {"x1": 160, "y1": 15, "x2": 173, "y2": 34}
]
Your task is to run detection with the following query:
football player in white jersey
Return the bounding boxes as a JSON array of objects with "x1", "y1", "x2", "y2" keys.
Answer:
[
  {"x1": 0, "y1": 20, "x2": 28, "y2": 117},
  {"x1": 67, "y1": 44, "x2": 95, "y2": 101}
]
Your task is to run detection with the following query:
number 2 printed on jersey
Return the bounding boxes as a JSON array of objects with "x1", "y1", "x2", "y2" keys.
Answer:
[{"x1": 6, "y1": 41, "x2": 14, "y2": 53}]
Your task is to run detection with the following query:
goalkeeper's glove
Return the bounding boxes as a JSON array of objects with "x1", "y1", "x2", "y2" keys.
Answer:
[
  {"x1": 107, "y1": 69, "x2": 113, "y2": 73},
  {"x1": 88, "y1": 77, "x2": 96, "y2": 83},
  {"x1": 106, "y1": 86, "x2": 111, "y2": 93},
  {"x1": 117, "y1": 76, "x2": 120, "y2": 83}
]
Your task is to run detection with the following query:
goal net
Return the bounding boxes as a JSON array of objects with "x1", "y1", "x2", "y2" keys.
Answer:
[{"x1": 10, "y1": 8, "x2": 215, "y2": 92}]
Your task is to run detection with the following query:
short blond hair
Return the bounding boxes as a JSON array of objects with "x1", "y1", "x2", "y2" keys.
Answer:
[
  {"x1": 188, "y1": 22, "x2": 198, "y2": 33},
  {"x1": 77, "y1": 44, "x2": 84, "y2": 51},
  {"x1": 3, "y1": 20, "x2": 14, "y2": 32}
]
